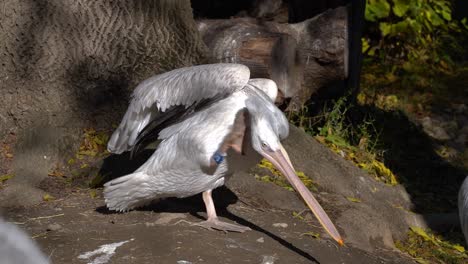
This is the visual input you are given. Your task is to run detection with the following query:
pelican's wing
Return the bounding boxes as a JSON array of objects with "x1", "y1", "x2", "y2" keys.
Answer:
[
  {"x1": 157, "y1": 102, "x2": 249, "y2": 169},
  {"x1": 107, "y1": 63, "x2": 250, "y2": 154},
  {"x1": 155, "y1": 87, "x2": 285, "y2": 169}
]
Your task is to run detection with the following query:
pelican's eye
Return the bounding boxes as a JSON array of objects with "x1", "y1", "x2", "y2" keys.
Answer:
[{"x1": 261, "y1": 141, "x2": 269, "y2": 150}]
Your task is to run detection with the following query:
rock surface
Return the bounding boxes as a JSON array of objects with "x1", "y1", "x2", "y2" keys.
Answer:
[
  {"x1": 279, "y1": 126, "x2": 427, "y2": 250},
  {"x1": 0, "y1": 125, "x2": 425, "y2": 263},
  {"x1": 1, "y1": 190, "x2": 415, "y2": 264}
]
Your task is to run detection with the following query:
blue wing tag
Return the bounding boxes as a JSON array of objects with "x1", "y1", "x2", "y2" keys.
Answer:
[{"x1": 213, "y1": 152, "x2": 226, "y2": 165}]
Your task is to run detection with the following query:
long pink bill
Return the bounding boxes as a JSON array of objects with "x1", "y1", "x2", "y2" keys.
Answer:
[{"x1": 262, "y1": 144, "x2": 344, "y2": 246}]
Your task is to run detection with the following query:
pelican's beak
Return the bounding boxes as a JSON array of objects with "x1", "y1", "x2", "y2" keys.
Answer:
[{"x1": 261, "y1": 144, "x2": 344, "y2": 246}]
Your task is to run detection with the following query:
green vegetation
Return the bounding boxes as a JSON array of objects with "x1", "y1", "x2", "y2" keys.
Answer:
[
  {"x1": 287, "y1": 2, "x2": 467, "y2": 262},
  {"x1": 396, "y1": 227, "x2": 467, "y2": 264},
  {"x1": 364, "y1": 0, "x2": 466, "y2": 85},
  {"x1": 288, "y1": 97, "x2": 398, "y2": 186},
  {"x1": 77, "y1": 128, "x2": 110, "y2": 159},
  {"x1": 42, "y1": 193, "x2": 55, "y2": 202},
  {"x1": 0, "y1": 174, "x2": 14, "y2": 184},
  {"x1": 48, "y1": 128, "x2": 111, "y2": 187}
]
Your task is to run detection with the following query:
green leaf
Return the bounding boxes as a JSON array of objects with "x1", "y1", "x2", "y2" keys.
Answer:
[
  {"x1": 362, "y1": 38, "x2": 370, "y2": 53},
  {"x1": 379, "y1": 22, "x2": 392, "y2": 36},
  {"x1": 325, "y1": 134, "x2": 349, "y2": 148},
  {"x1": 392, "y1": 20, "x2": 410, "y2": 33},
  {"x1": 301, "y1": 231, "x2": 320, "y2": 238},
  {"x1": 365, "y1": 0, "x2": 390, "y2": 22},
  {"x1": 0, "y1": 174, "x2": 14, "y2": 183},
  {"x1": 392, "y1": 0, "x2": 409, "y2": 17},
  {"x1": 462, "y1": 18, "x2": 468, "y2": 30},
  {"x1": 346, "y1": 197, "x2": 362, "y2": 203},
  {"x1": 410, "y1": 226, "x2": 431, "y2": 241},
  {"x1": 440, "y1": 10, "x2": 451, "y2": 21},
  {"x1": 432, "y1": 1, "x2": 452, "y2": 21},
  {"x1": 77, "y1": 150, "x2": 97, "y2": 157},
  {"x1": 43, "y1": 193, "x2": 55, "y2": 202},
  {"x1": 425, "y1": 9, "x2": 443, "y2": 26},
  {"x1": 414, "y1": 258, "x2": 429, "y2": 264},
  {"x1": 452, "y1": 244, "x2": 465, "y2": 253}
]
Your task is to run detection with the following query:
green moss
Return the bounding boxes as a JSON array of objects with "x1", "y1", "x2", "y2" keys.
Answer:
[
  {"x1": 358, "y1": 159, "x2": 398, "y2": 186},
  {"x1": 396, "y1": 227, "x2": 467, "y2": 264}
]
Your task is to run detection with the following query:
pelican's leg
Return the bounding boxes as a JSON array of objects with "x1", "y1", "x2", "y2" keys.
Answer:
[{"x1": 192, "y1": 190, "x2": 251, "y2": 233}]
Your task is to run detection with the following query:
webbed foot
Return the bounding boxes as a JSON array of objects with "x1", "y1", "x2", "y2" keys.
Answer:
[{"x1": 192, "y1": 217, "x2": 251, "y2": 233}]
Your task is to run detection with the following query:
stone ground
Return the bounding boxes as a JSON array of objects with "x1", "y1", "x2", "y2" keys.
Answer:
[
  {"x1": 0, "y1": 125, "x2": 425, "y2": 264},
  {"x1": 2, "y1": 186, "x2": 415, "y2": 264}
]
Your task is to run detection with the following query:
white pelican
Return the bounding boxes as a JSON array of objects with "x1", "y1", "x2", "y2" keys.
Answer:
[
  {"x1": 0, "y1": 218, "x2": 49, "y2": 264},
  {"x1": 104, "y1": 63, "x2": 343, "y2": 245},
  {"x1": 459, "y1": 176, "x2": 468, "y2": 244}
]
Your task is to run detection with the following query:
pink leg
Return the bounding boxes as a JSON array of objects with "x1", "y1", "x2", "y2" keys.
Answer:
[
  {"x1": 203, "y1": 190, "x2": 218, "y2": 220},
  {"x1": 192, "y1": 190, "x2": 251, "y2": 233}
]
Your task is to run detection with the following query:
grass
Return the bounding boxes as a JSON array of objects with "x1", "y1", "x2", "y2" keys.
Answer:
[{"x1": 288, "y1": 95, "x2": 398, "y2": 186}]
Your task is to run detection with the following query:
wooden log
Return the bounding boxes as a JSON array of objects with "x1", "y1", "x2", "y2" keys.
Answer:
[{"x1": 197, "y1": 6, "x2": 348, "y2": 110}]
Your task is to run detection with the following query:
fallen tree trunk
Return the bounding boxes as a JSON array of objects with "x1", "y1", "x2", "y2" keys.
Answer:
[{"x1": 197, "y1": 6, "x2": 348, "y2": 110}]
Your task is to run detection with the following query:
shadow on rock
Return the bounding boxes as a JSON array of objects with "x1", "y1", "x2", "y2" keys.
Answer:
[
  {"x1": 300, "y1": 86, "x2": 466, "y2": 245},
  {"x1": 96, "y1": 152, "x2": 320, "y2": 263},
  {"x1": 96, "y1": 185, "x2": 320, "y2": 263},
  {"x1": 350, "y1": 104, "x2": 466, "y2": 242},
  {"x1": 95, "y1": 149, "x2": 154, "y2": 185}
]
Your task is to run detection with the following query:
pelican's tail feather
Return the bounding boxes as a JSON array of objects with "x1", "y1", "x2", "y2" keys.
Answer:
[{"x1": 104, "y1": 172, "x2": 155, "y2": 212}]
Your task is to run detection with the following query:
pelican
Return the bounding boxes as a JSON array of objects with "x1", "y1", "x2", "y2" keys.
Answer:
[
  {"x1": 0, "y1": 218, "x2": 49, "y2": 264},
  {"x1": 104, "y1": 63, "x2": 343, "y2": 245},
  {"x1": 459, "y1": 176, "x2": 468, "y2": 244}
]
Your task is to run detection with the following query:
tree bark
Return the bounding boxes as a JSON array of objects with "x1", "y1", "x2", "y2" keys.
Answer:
[
  {"x1": 0, "y1": 0, "x2": 207, "y2": 138},
  {"x1": 0, "y1": 0, "x2": 207, "y2": 206},
  {"x1": 197, "y1": 6, "x2": 348, "y2": 110}
]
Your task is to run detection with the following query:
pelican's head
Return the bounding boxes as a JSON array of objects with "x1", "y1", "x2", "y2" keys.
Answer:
[
  {"x1": 250, "y1": 117, "x2": 282, "y2": 155},
  {"x1": 249, "y1": 115, "x2": 344, "y2": 246}
]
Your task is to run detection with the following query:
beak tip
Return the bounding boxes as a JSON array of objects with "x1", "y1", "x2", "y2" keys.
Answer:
[{"x1": 337, "y1": 239, "x2": 345, "y2": 246}]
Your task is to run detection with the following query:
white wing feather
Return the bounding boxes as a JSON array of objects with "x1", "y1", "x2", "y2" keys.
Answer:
[
  {"x1": 108, "y1": 64, "x2": 250, "y2": 154},
  {"x1": 156, "y1": 93, "x2": 247, "y2": 168}
]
